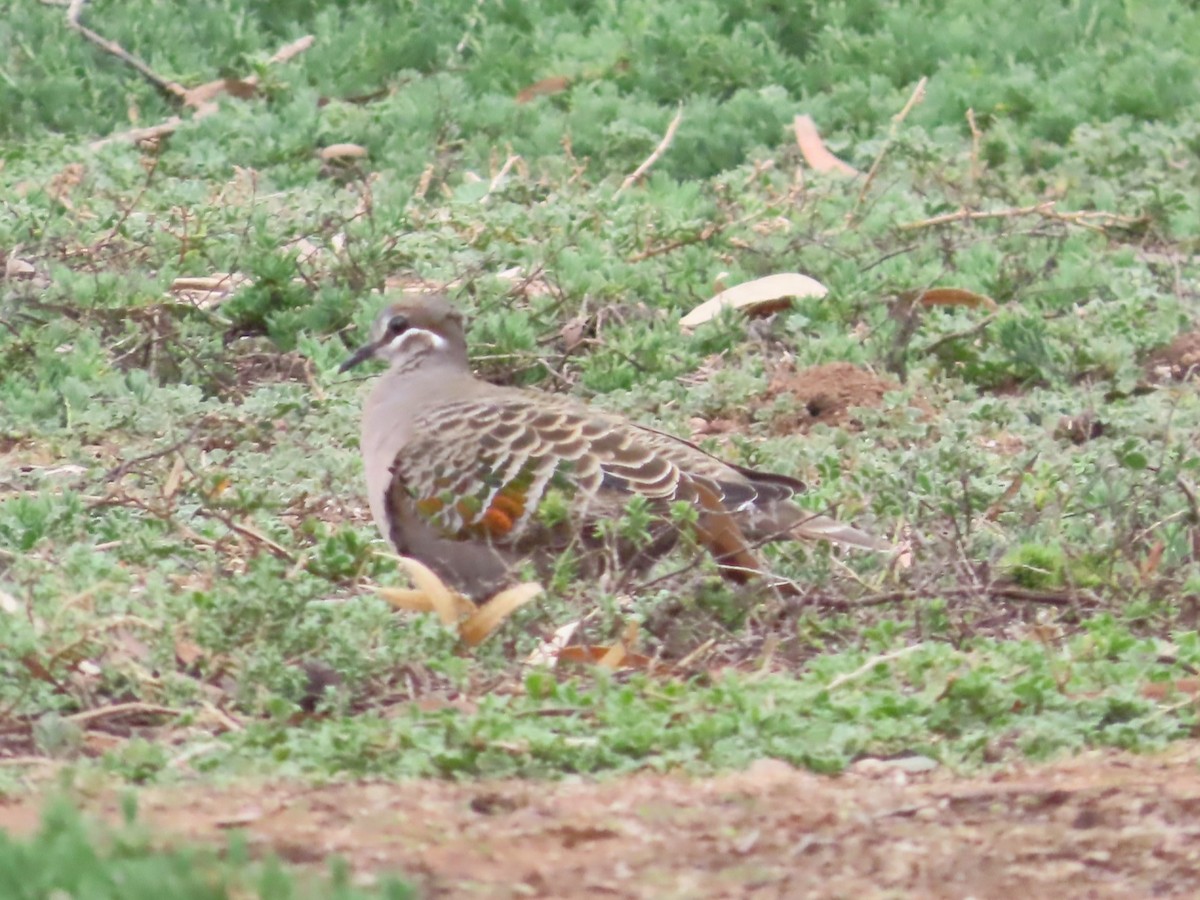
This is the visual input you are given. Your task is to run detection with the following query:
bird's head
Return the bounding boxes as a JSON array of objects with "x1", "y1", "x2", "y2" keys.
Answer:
[{"x1": 339, "y1": 293, "x2": 469, "y2": 375}]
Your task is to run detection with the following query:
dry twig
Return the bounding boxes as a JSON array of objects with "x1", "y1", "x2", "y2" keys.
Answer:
[
  {"x1": 901, "y1": 201, "x2": 1148, "y2": 232},
  {"x1": 966, "y1": 107, "x2": 982, "y2": 183},
  {"x1": 616, "y1": 105, "x2": 684, "y2": 196},
  {"x1": 902, "y1": 201, "x2": 1057, "y2": 230},
  {"x1": 792, "y1": 115, "x2": 860, "y2": 177},
  {"x1": 482, "y1": 154, "x2": 522, "y2": 203},
  {"x1": 852, "y1": 76, "x2": 928, "y2": 216},
  {"x1": 826, "y1": 645, "x2": 924, "y2": 691}
]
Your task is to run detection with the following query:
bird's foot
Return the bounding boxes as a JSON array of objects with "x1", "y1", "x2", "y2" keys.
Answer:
[{"x1": 378, "y1": 556, "x2": 542, "y2": 646}]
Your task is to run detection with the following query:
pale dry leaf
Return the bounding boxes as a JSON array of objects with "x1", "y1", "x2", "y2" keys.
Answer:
[
  {"x1": 168, "y1": 272, "x2": 253, "y2": 310},
  {"x1": 284, "y1": 237, "x2": 325, "y2": 266},
  {"x1": 516, "y1": 75, "x2": 572, "y2": 104},
  {"x1": 792, "y1": 115, "x2": 861, "y2": 177},
  {"x1": 597, "y1": 621, "x2": 640, "y2": 669},
  {"x1": 681, "y1": 272, "x2": 828, "y2": 329},
  {"x1": 525, "y1": 619, "x2": 582, "y2": 668},
  {"x1": 459, "y1": 582, "x2": 543, "y2": 646},
  {"x1": 1141, "y1": 678, "x2": 1200, "y2": 701},
  {"x1": 597, "y1": 642, "x2": 628, "y2": 669},
  {"x1": 173, "y1": 636, "x2": 205, "y2": 668},
  {"x1": 0, "y1": 589, "x2": 20, "y2": 616},
  {"x1": 162, "y1": 453, "x2": 186, "y2": 500},
  {"x1": 183, "y1": 78, "x2": 258, "y2": 109},
  {"x1": 215, "y1": 807, "x2": 264, "y2": 829},
  {"x1": 319, "y1": 143, "x2": 369, "y2": 162},
  {"x1": 556, "y1": 645, "x2": 657, "y2": 671},
  {"x1": 5, "y1": 255, "x2": 36, "y2": 279}
]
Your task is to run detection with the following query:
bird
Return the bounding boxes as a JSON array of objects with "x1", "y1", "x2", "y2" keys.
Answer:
[{"x1": 341, "y1": 293, "x2": 891, "y2": 603}]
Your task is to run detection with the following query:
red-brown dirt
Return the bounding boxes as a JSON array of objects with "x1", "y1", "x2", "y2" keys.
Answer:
[
  {"x1": 4, "y1": 745, "x2": 1200, "y2": 898},
  {"x1": 692, "y1": 362, "x2": 916, "y2": 439}
]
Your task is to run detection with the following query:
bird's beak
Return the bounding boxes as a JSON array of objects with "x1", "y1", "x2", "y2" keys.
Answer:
[{"x1": 338, "y1": 340, "x2": 380, "y2": 373}]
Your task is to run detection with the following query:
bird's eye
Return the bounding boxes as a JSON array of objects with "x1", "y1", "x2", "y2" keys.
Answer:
[{"x1": 385, "y1": 315, "x2": 410, "y2": 338}]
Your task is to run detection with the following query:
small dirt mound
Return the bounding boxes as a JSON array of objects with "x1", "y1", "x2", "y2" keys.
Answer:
[
  {"x1": 762, "y1": 361, "x2": 902, "y2": 433},
  {"x1": 1146, "y1": 331, "x2": 1200, "y2": 382}
]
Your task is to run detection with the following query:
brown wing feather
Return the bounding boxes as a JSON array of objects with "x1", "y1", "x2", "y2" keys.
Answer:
[{"x1": 391, "y1": 393, "x2": 797, "y2": 546}]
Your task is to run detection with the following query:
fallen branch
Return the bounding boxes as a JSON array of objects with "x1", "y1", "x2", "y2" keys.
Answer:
[
  {"x1": 197, "y1": 508, "x2": 297, "y2": 562},
  {"x1": 900, "y1": 201, "x2": 1149, "y2": 232},
  {"x1": 628, "y1": 223, "x2": 720, "y2": 262},
  {"x1": 84, "y1": 32, "x2": 315, "y2": 149},
  {"x1": 616, "y1": 105, "x2": 683, "y2": 196},
  {"x1": 52, "y1": 0, "x2": 186, "y2": 100}
]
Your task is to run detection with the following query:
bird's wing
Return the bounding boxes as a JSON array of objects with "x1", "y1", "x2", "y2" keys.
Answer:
[{"x1": 391, "y1": 397, "x2": 768, "y2": 542}]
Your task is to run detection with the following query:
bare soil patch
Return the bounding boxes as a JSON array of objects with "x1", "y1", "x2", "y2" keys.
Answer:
[
  {"x1": 762, "y1": 361, "x2": 903, "y2": 432},
  {"x1": 1146, "y1": 331, "x2": 1200, "y2": 383},
  {"x1": 694, "y1": 362, "x2": 911, "y2": 439},
  {"x1": 4, "y1": 746, "x2": 1200, "y2": 898}
]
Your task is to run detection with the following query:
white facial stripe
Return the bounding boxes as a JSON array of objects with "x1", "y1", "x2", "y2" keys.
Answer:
[{"x1": 384, "y1": 327, "x2": 448, "y2": 355}]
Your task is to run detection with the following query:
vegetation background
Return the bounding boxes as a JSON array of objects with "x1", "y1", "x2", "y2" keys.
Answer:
[{"x1": 1, "y1": 0, "x2": 1198, "y2": 893}]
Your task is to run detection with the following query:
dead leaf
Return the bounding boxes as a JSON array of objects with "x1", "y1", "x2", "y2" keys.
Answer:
[
  {"x1": 174, "y1": 636, "x2": 205, "y2": 669},
  {"x1": 215, "y1": 807, "x2": 264, "y2": 829},
  {"x1": 5, "y1": 255, "x2": 36, "y2": 279},
  {"x1": 557, "y1": 645, "x2": 658, "y2": 672},
  {"x1": 983, "y1": 454, "x2": 1040, "y2": 522},
  {"x1": 168, "y1": 272, "x2": 252, "y2": 310},
  {"x1": 48, "y1": 163, "x2": 85, "y2": 208},
  {"x1": 680, "y1": 273, "x2": 828, "y2": 330},
  {"x1": 182, "y1": 78, "x2": 259, "y2": 109},
  {"x1": 792, "y1": 115, "x2": 860, "y2": 177},
  {"x1": 162, "y1": 453, "x2": 186, "y2": 500},
  {"x1": 414, "y1": 695, "x2": 479, "y2": 715},
  {"x1": 319, "y1": 143, "x2": 369, "y2": 162},
  {"x1": 0, "y1": 589, "x2": 20, "y2": 616},
  {"x1": 1141, "y1": 541, "x2": 1166, "y2": 578},
  {"x1": 560, "y1": 316, "x2": 590, "y2": 352},
  {"x1": 907, "y1": 287, "x2": 998, "y2": 310},
  {"x1": 526, "y1": 620, "x2": 581, "y2": 668},
  {"x1": 1141, "y1": 679, "x2": 1200, "y2": 701},
  {"x1": 516, "y1": 76, "x2": 572, "y2": 104}
]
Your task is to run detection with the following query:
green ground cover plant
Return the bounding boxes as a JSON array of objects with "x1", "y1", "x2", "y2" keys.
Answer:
[
  {"x1": 2, "y1": 0, "x2": 1199, "y2": 802},
  {"x1": 0, "y1": 796, "x2": 414, "y2": 898}
]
